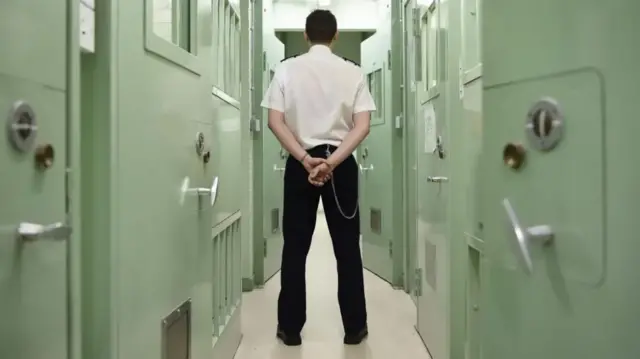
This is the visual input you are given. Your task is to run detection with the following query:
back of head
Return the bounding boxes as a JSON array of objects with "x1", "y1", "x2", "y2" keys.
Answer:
[{"x1": 305, "y1": 9, "x2": 338, "y2": 44}]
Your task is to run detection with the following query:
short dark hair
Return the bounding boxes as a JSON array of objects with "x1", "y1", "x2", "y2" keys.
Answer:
[{"x1": 305, "y1": 10, "x2": 337, "y2": 44}]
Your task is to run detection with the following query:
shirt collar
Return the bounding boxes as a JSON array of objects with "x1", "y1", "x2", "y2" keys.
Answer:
[{"x1": 309, "y1": 44, "x2": 332, "y2": 55}]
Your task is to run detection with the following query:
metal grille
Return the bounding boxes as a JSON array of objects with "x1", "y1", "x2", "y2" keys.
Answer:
[
  {"x1": 370, "y1": 208, "x2": 382, "y2": 234},
  {"x1": 161, "y1": 299, "x2": 192, "y2": 359}
]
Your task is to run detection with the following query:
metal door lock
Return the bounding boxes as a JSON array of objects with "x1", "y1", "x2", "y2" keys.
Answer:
[
  {"x1": 6, "y1": 100, "x2": 38, "y2": 152},
  {"x1": 194, "y1": 132, "x2": 211, "y2": 164},
  {"x1": 195, "y1": 132, "x2": 205, "y2": 156},
  {"x1": 361, "y1": 147, "x2": 369, "y2": 159},
  {"x1": 202, "y1": 150, "x2": 211, "y2": 164},
  {"x1": 273, "y1": 164, "x2": 285, "y2": 172},
  {"x1": 502, "y1": 142, "x2": 526, "y2": 170},
  {"x1": 525, "y1": 98, "x2": 564, "y2": 151},
  {"x1": 34, "y1": 143, "x2": 55, "y2": 169},
  {"x1": 434, "y1": 135, "x2": 445, "y2": 159}
]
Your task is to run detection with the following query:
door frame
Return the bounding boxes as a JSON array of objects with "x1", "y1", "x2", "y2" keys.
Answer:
[
  {"x1": 250, "y1": 0, "x2": 266, "y2": 288},
  {"x1": 442, "y1": 0, "x2": 469, "y2": 358},
  {"x1": 259, "y1": 52, "x2": 285, "y2": 286},
  {"x1": 66, "y1": 0, "x2": 82, "y2": 358},
  {"x1": 389, "y1": 0, "x2": 407, "y2": 289},
  {"x1": 250, "y1": 5, "x2": 286, "y2": 287},
  {"x1": 240, "y1": 0, "x2": 254, "y2": 292},
  {"x1": 402, "y1": 0, "x2": 418, "y2": 298}
]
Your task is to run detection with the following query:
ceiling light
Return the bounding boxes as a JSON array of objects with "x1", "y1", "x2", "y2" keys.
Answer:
[{"x1": 416, "y1": 0, "x2": 434, "y2": 6}]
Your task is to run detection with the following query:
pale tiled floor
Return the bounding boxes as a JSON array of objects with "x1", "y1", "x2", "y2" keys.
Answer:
[{"x1": 234, "y1": 214, "x2": 432, "y2": 359}]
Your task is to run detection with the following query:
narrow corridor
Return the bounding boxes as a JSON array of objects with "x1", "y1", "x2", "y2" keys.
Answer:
[{"x1": 234, "y1": 213, "x2": 432, "y2": 359}]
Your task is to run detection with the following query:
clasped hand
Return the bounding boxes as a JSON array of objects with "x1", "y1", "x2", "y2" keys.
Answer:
[{"x1": 303, "y1": 156, "x2": 334, "y2": 187}]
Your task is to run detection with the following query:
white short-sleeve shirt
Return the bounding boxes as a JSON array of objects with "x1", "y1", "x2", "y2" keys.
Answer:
[{"x1": 260, "y1": 44, "x2": 377, "y2": 150}]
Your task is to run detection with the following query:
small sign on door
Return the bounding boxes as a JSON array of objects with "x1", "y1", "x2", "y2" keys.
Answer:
[{"x1": 423, "y1": 103, "x2": 437, "y2": 153}]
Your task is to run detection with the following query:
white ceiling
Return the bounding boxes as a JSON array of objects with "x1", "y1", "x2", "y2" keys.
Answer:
[{"x1": 273, "y1": 0, "x2": 377, "y2": 4}]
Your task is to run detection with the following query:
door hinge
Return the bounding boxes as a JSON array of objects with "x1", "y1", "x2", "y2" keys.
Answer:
[
  {"x1": 394, "y1": 114, "x2": 403, "y2": 129},
  {"x1": 387, "y1": 50, "x2": 392, "y2": 70},
  {"x1": 458, "y1": 61, "x2": 464, "y2": 99},
  {"x1": 263, "y1": 51, "x2": 267, "y2": 71},
  {"x1": 388, "y1": 241, "x2": 393, "y2": 257},
  {"x1": 414, "y1": 268, "x2": 423, "y2": 296},
  {"x1": 249, "y1": 116, "x2": 261, "y2": 133},
  {"x1": 263, "y1": 239, "x2": 267, "y2": 257}
]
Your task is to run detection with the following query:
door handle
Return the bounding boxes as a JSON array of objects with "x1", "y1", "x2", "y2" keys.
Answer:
[
  {"x1": 502, "y1": 198, "x2": 554, "y2": 274},
  {"x1": 359, "y1": 164, "x2": 374, "y2": 173},
  {"x1": 272, "y1": 164, "x2": 285, "y2": 172},
  {"x1": 427, "y1": 176, "x2": 449, "y2": 183},
  {"x1": 16, "y1": 222, "x2": 71, "y2": 241},
  {"x1": 180, "y1": 176, "x2": 220, "y2": 206}
]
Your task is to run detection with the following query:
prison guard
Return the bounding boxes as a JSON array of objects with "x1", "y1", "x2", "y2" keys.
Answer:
[{"x1": 342, "y1": 57, "x2": 360, "y2": 67}]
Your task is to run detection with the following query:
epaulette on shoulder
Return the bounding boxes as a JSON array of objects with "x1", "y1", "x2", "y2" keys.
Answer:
[
  {"x1": 281, "y1": 54, "x2": 299, "y2": 63},
  {"x1": 342, "y1": 57, "x2": 360, "y2": 67}
]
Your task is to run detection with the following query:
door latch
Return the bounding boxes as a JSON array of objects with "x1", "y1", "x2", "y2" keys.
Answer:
[
  {"x1": 180, "y1": 176, "x2": 220, "y2": 207},
  {"x1": 16, "y1": 222, "x2": 71, "y2": 241},
  {"x1": 427, "y1": 176, "x2": 449, "y2": 183},
  {"x1": 359, "y1": 164, "x2": 374, "y2": 174},
  {"x1": 502, "y1": 198, "x2": 554, "y2": 274}
]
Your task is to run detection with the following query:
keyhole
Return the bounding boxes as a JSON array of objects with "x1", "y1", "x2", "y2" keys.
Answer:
[
  {"x1": 34, "y1": 144, "x2": 55, "y2": 170},
  {"x1": 17, "y1": 112, "x2": 33, "y2": 140},
  {"x1": 531, "y1": 109, "x2": 553, "y2": 138},
  {"x1": 436, "y1": 136, "x2": 445, "y2": 159}
]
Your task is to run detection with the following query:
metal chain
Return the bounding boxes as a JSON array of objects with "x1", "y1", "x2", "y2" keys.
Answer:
[{"x1": 325, "y1": 145, "x2": 358, "y2": 219}]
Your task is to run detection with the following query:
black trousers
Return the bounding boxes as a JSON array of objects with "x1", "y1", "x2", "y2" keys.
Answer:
[{"x1": 278, "y1": 144, "x2": 367, "y2": 334}]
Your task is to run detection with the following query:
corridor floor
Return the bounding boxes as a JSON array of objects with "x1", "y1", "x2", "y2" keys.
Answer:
[{"x1": 234, "y1": 213, "x2": 432, "y2": 359}]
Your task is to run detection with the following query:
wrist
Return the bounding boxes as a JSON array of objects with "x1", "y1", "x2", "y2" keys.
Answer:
[
  {"x1": 299, "y1": 153, "x2": 309, "y2": 163},
  {"x1": 326, "y1": 157, "x2": 338, "y2": 169}
]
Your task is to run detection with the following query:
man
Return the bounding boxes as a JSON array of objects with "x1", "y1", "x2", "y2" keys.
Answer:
[{"x1": 260, "y1": 9, "x2": 376, "y2": 347}]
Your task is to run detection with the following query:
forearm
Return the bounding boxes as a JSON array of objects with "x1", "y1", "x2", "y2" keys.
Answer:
[
  {"x1": 268, "y1": 119, "x2": 308, "y2": 161},
  {"x1": 326, "y1": 125, "x2": 370, "y2": 169}
]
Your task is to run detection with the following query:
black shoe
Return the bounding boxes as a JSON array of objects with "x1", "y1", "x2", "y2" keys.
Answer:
[
  {"x1": 344, "y1": 327, "x2": 368, "y2": 345},
  {"x1": 276, "y1": 327, "x2": 302, "y2": 346}
]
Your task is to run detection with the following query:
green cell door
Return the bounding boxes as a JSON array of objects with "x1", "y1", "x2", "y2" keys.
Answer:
[
  {"x1": 415, "y1": 3, "x2": 448, "y2": 358},
  {"x1": 259, "y1": 48, "x2": 285, "y2": 286},
  {"x1": 360, "y1": 30, "x2": 394, "y2": 283},
  {"x1": 0, "y1": 1, "x2": 72, "y2": 358},
  {"x1": 403, "y1": 0, "x2": 419, "y2": 303},
  {"x1": 479, "y1": 1, "x2": 636, "y2": 358}
]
